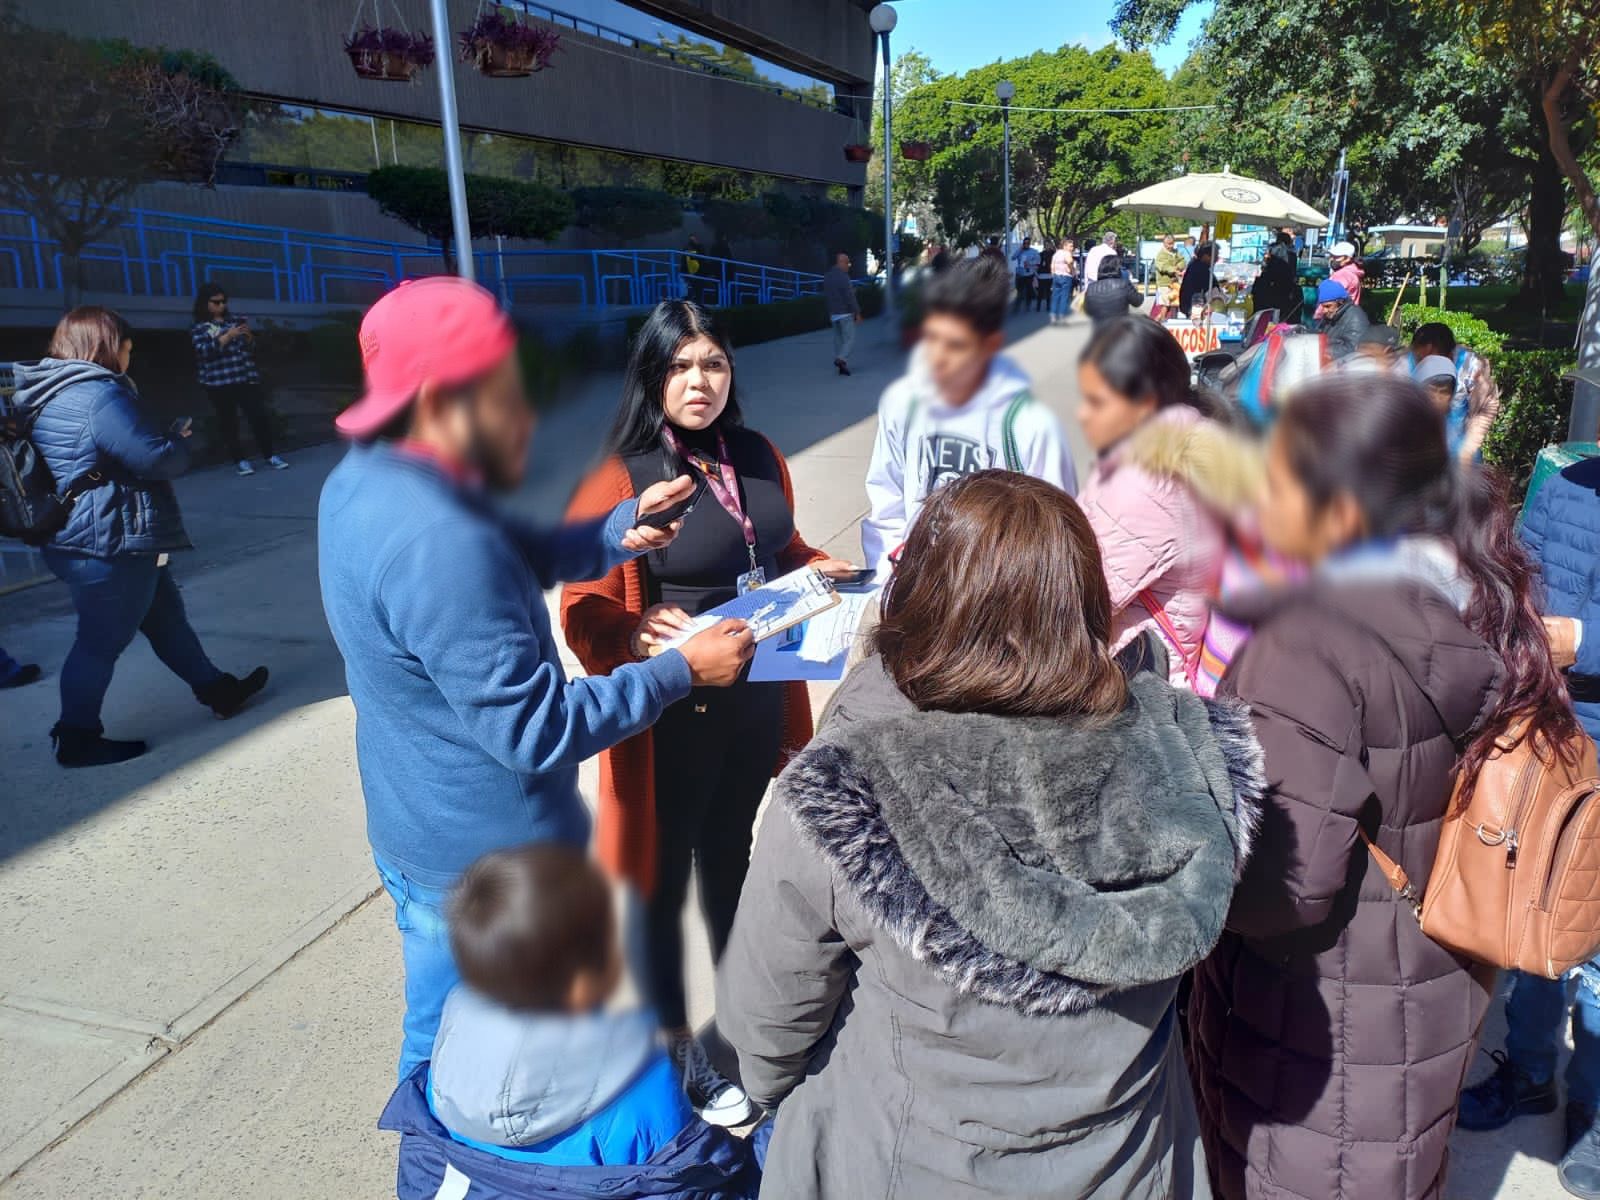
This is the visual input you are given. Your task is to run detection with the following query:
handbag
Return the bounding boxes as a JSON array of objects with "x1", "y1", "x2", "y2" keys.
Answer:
[{"x1": 1361, "y1": 721, "x2": 1600, "y2": 978}]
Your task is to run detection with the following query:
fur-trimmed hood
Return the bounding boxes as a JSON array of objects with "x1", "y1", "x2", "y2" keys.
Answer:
[
  {"x1": 1115, "y1": 404, "x2": 1265, "y2": 517},
  {"x1": 784, "y1": 663, "x2": 1265, "y2": 1017}
]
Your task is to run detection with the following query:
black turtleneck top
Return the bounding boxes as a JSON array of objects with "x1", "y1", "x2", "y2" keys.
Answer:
[{"x1": 622, "y1": 423, "x2": 795, "y2": 616}]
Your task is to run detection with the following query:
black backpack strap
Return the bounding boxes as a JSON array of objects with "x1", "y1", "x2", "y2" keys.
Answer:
[{"x1": 60, "y1": 469, "x2": 105, "y2": 503}]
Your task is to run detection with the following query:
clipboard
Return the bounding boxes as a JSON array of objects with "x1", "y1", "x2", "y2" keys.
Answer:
[{"x1": 653, "y1": 567, "x2": 842, "y2": 653}]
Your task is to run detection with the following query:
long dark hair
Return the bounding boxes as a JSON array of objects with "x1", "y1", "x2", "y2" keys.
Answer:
[
  {"x1": 1081, "y1": 314, "x2": 1214, "y2": 416},
  {"x1": 873, "y1": 471, "x2": 1128, "y2": 719},
  {"x1": 607, "y1": 300, "x2": 742, "y2": 459},
  {"x1": 192, "y1": 282, "x2": 227, "y2": 324},
  {"x1": 1277, "y1": 374, "x2": 1580, "y2": 784},
  {"x1": 48, "y1": 306, "x2": 131, "y2": 372}
]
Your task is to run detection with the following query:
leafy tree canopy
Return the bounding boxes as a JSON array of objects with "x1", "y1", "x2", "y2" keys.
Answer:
[
  {"x1": 892, "y1": 44, "x2": 1174, "y2": 247},
  {"x1": 1420, "y1": 0, "x2": 1600, "y2": 240},
  {"x1": 0, "y1": 13, "x2": 243, "y2": 289},
  {"x1": 1117, "y1": 0, "x2": 1558, "y2": 295}
]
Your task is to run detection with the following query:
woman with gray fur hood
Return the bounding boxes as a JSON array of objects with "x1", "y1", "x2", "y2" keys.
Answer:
[{"x1": 716, "y1": 471, "x2": 1265, "y2": 1199}]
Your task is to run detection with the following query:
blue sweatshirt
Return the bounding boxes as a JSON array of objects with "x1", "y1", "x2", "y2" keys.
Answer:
[{"x1": 318, "y1": 442, "x2": 693, "y2": 887}]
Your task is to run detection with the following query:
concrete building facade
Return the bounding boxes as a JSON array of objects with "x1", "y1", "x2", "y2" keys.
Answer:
[{"x1": 15, "y1": 0, "x2": 878, "y2": 193}]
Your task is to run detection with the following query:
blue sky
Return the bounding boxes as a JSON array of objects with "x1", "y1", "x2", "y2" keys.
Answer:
[{"x1": 888, "y1": 0, "x2": 1212, "y2": 76}]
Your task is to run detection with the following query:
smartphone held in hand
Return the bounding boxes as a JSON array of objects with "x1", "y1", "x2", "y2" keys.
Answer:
[{"x1": 636, "y1": 472, "x2": 709, "y2": 529}]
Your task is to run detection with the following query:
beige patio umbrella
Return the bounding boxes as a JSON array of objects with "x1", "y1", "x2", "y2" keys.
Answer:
[{"x1": 1113, "y1": 169, "x2": 1329, "y2": 227}]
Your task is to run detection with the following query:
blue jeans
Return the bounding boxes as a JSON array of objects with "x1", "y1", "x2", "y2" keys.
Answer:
[
  {"x1": 374, "y1": 853, "x2": 458, "y2": 1082},
  {"x1": 0, "y1": 643, "x2": 22, "y2": 683},
  {"x1": 42, "y1": 549, "x2": 221, "y2": 732},
  {"x1": 1049, "y1": 274, "x2": 1076, "y2": 317},
  {"x1": 1505, "y1": 959, "x2": 1600, "y2": 1109}
]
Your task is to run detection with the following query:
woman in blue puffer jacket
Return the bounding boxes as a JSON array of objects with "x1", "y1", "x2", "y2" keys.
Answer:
[
  {"x1": 12, "y1": 307, "x2": 269, "y2": 767},
  {"x1": 1457, "y1": 455, "x2": 1600, "y2": 1200}
]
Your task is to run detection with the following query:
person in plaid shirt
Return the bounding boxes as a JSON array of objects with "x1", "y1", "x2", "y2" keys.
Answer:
[{"x1": 190, "y1": 283, "x2": 287, "y2": 476}]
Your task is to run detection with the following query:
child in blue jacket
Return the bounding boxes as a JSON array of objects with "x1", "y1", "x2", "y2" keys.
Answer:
[{"x1": 380, "y1": 844, "x2": 759, "y2": 1199}]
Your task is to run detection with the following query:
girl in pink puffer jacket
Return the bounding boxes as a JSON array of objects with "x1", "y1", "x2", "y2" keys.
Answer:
[{"x1": 1077, "y1": 317, "x2": 1264, "y2": 692}]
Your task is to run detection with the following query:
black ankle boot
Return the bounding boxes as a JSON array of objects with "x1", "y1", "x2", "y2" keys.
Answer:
[
  {"x1": 1457, "y1": 1051, "x2": 1559, "y2": 1131},
  {"x1": 50, "y1": 723, "x2": 147, "y2": 768},
  {"x1": 195, "y1": 666, "x2": 269, "y2": 719}
]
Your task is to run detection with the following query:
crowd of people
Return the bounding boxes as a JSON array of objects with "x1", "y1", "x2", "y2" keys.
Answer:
[
  {"x1": 6, "y1": 237, "x2": 1596, "y2": 1199},
  {"x1": 305, "y1": 248, "x2": 1600, "y2": 1200},
  {"x1": 992, "y1": 228, "x2": 1152, "y2": 324}
]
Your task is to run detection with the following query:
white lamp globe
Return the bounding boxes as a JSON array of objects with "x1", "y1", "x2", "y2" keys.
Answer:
[
  {"x1": 995, "y1": 79, "x2": 1015, "y2": 101},
  {"x1": 869, "y1": 4, "x2": 898, "y2": 34}
]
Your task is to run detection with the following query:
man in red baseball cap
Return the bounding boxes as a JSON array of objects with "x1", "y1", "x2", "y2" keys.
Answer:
[{"x1": 317, "y1": 278, "x2": 753, "y2": 1079}]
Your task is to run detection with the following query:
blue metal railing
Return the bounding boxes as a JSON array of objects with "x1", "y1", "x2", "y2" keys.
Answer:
[{"x1": 0, "y1": 206, "x2": 830, "y2": 310}]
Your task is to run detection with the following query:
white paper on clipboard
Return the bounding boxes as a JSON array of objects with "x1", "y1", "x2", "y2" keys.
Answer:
[
  {"x1": 656, "y1": 567, "x2": 842, "y2": 652},
  {"x1": 748, "y1": 586, "x2": 880, "y2": 682}
]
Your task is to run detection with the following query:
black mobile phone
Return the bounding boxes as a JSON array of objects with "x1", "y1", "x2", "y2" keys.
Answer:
[
  {"x1": 831, "y1": 568, "x2": 877, "y2": 588},
  {"x1": 637, "y1": 472, "x2": 709, "y2": 529}
]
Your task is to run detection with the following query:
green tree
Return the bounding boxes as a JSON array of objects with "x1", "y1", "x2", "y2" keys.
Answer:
[
  {"x1": 365, "y1": 166, "x2": 574, "y2": 268},
  {"x1": 0, "y1": 14, "x2": 243, "y2": 300},
  {"x1": 1115, "y1": 0, "x2": 1572, "y2": 304},
  {"x1": 1420, "y1": 0, "x2": 1600, "y2": 435},
  {"x1": 892, "y1": 44, "x2": 1174, "y2": 247},
  {"x1": 867, "y1": 48, "x2": 944, "y2": 217},
  {"x1": 1422, "y1": 2, "x2": 1600, "y2": 246}
]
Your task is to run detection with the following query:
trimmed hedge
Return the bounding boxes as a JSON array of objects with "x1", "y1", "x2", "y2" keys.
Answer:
[
  {"x1": 1393, "y1": 304, "x2": 1505, "y2": 357},
  {"x1": 367, "y1": 165, "x2": 574, "y2": 245},
  {"x1": 572, "y1": 187, "x2": 683, "y2": 240},
  {"x1": 700, "y1": 195, "x2": 886, "y2": 270},
  {"x1": 1482, "y1": 350, "x2": 1574, "y2": 495},
  {"x1": 625, "y1": 284, "x2": 885, "y2": 349}
]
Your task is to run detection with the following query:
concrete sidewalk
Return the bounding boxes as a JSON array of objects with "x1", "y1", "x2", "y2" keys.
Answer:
[{"x1": 0, "y1": 313, "x2": 1564, "y2": 1199}]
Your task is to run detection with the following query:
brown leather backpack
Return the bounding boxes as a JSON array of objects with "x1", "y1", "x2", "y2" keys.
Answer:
[{"x1": 1363, "y1": 722, "x2": 1600, "y2": 979}]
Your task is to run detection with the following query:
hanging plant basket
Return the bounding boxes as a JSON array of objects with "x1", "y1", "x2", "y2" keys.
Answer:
[
  {"x1": 459, "y1": 8, "x2": 562, "y2": 78},
  {"x1": 843, "y1": 143, "x2": 874, "y2": 164},
  {"x1": 900, "y1": 141, "x2": 933, "y2": 161},
  {"x1": 344, "y1": 25, "x2": 436, "y2": 80},
  {"x1": 344, "y1": 0, "x2": 434, "y2": 82}
]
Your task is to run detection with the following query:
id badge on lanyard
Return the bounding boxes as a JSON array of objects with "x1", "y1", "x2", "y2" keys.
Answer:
[{"x1": 663, "y1": 427, "x2": 764, "y2": 593}]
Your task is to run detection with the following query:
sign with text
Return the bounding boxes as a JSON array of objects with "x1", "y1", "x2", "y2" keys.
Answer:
[{"x1": 1165, "y1": 321, "x2": 1223, "y2": 357}]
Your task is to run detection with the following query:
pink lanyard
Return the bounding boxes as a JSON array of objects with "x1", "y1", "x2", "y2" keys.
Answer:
[{"x1": 661, "y1": 426, "x2": 758, "y2": 572}]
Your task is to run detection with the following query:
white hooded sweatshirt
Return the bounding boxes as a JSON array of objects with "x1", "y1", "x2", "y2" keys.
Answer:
[{"x1": 861, "y1": 351, "x2": 1077, "y2": 575}]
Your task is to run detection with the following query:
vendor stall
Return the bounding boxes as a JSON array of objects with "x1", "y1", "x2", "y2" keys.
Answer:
[{"x1": 1112, "y1": 170, "x2": 1329, "y2": 363}]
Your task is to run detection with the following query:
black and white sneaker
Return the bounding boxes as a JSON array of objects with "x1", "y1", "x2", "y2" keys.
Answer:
[{"x1": 667, "y1": 1032, "x2": 753, "y2": 1128}]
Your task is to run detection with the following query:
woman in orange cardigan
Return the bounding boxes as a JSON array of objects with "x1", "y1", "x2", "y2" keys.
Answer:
[{"x1": 562, "y1": 300, "x2": 853, "y2": 1128}]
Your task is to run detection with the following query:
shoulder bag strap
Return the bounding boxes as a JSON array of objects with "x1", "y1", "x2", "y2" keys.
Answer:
[
  {"x1": 1358, "y1": 827, "x2": 1422, "y2": 919},
  {"x1": 1136, "y1": 588, "x2": 1201, "y2": 689},
  {"x1": 60, "y1": 469, "x2": 106, "y2": 503}
]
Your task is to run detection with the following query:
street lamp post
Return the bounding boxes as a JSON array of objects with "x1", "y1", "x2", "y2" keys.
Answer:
[
  {"x1": 870, "y1": 4, "x2": 897, "y2": 321},
  {"x1": 996, "y1": 79, "x2": 1014, "y2": 263},
  {"x1": 427, "y1": 0, "x2": 475, "y2": 281}
]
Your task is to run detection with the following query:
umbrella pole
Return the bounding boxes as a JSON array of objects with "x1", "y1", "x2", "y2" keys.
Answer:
[{"x1": 1136, "y1": 213, "x2": 1142, "y2": 293}]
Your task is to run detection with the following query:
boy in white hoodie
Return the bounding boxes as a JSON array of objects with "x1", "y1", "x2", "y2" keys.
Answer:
[{"x1": 862, "y1": 255, "x2": 1076, "y2": 576}]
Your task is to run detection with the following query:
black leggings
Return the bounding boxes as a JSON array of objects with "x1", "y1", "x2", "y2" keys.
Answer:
[
  {"x1": 205, "y1": 382, "x2": 276, "y2": 460},
  {"x1": 644, "y1": 680, "x2": 784, "y2": 1029}
]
